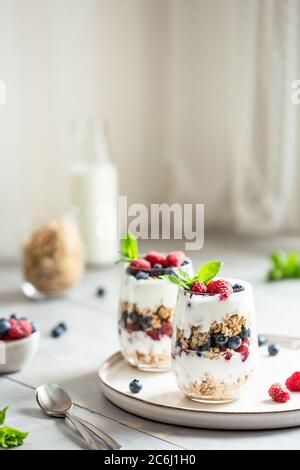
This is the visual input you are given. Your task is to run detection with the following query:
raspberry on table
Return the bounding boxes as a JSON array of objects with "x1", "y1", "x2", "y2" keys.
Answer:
[
  {"x1": 145, "y1": 251, "x2": 166, "y2": 267},
  {"x1": 191, "y1": 281, "x2": 207, "y2": 294},
  {"x1": 166, "y1": 251, "x2": 185, "y2": 267},
  {"x1": 285, "y1": 372, "x2": 300, "y2": 392},
  {"x1": 268, "y1": 383, "x2": 290, "y2": 403},
  {"x1": 129, "y1": 259, "x2": 151, "y2": 270},
  {"x1": 206, "y1": 279, "x2": 233, "y2": 300}
]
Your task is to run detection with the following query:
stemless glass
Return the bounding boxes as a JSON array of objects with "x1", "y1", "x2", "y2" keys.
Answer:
[
  {"x1": 172, "y1": 279, "x2": 258, "y2": 402},
  {"x1": 118, "y1": 259, "x2": 193, "y2": 371},
  {"x1": 22, "y1": 208, "x2": 84, "y2": 297}
]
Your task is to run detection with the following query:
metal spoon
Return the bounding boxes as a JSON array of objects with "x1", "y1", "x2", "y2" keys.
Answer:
[{"x1": 36, "y1": 383, "x2": 121, "y2": 450}]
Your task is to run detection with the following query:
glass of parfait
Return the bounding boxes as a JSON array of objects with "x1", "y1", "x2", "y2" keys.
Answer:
[
  {"x1": 171, "y1": 275, "x2": 258, "y2": 402},
  {"x1": 118, "y1": 248, "x2": 193, "y2": 371}
]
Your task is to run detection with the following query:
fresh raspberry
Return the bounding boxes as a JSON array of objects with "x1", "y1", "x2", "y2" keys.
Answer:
[
  {"x1": 207, "y1": 279, "x2": 233, "y2": 300},
  {"x1": 145, "y1": 251, "x2": 166, "y2": 267},
  {"x1": 145, "y1": 328, "x2": 161, "y2": 341},
  {"x1": 161, "y1": 321, "x2": 173, "y2": 338},
  {"x1": 7, "y1": 319, "x2": 32, "y2": 340},
  {"x1": 224, "y1": 352, "x2": 233, "y2": 361},
  {"x1": 268, "y1": 383, "x2": 290, "y2": 403},
  {"x1": 286, "y1": 372, "x2": 300, "y2": 392},
  {"x1": 236, "y1": 341, "x2": 250, "y2": 361},
  {"x1": 191, "y1": 281, "x2": 207, "y2": 294},
  {"x1": 243, "y1": 337, "x2": 250, "y2": 346},
  {"x1": 129, "y1": 259, "x2": 151, "y2": 270},
  {"x1": 166, "y1": 251, "x2": 185, "y2": 267}
]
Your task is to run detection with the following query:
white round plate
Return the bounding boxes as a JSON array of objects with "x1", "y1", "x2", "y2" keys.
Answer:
[{"x1": 98, "y1": 335, "x2": 300, "y2": 430}]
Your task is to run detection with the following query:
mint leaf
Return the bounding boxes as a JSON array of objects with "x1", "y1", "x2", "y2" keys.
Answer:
[
  {"x1": 159, "y1": 275, "x2": 190, "y2": 290},
  {"x1": 284, "y1": 251, "x2": 298, "y2": 277},
  {"x1": 0, "y1": 426, "x2": 28, "y2": 448},
  {"x1": 271, "y1": 251, "x2": 287, "y2": 271},
  {"x1": 116, "y1": 233, "x2": 139, "y2": 263},
  {"x1": 0, "y1": 407, "x2": 8, "y2": 425},
  {"x1": 194, "y1": 260, "x2": 222, "y2": 285},
  {"x1": 174, "y1": 268, "x2": 191, "y2": 282}
]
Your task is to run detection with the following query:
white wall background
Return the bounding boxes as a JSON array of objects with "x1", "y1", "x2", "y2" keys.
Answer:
[{"x1": 0, "y1": 0, "x2": 299, "y2": 260}]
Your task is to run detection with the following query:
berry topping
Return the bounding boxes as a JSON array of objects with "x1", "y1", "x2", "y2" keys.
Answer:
[
  {"x1": 7, "y1": 318, "x2": 32, "y2": 340},
  {"x1": 129, "y1": 379, "x2": 142, "y2": 394},
  {"x1": 268, "y1": 383, "x2": 290, "y2": 403},
  {"x1": 206, "y1": 279, "x2": 233, "y2": 300},
  {"x1": 285, "y1": 372, "x2": 300, "y2": 392},
  {"x1": 236, "y1": 340, "x2": 250, "y2": 361},
  {"x1": 96, "y1": 287, "x2": 106, "y2": 297},
  {"x1": 232, "y1": 284, "x2": 245, "y2": 293},
  {"x1": 258, "y1": 335, "x2": 267, "y2": 347},
  {"x1": 191, "y1": 281, "x2": 207, "y2": 294},
  {"x1": 135, "y1": 271, "x2": 149, "y2": 280},
  {"x1": 227, "y1": 336, "x2": 242, "y2": 350},
  {"x1": 145, "y1": 328, "x2": 161, "y2": 341},
  {"x1": 145, "y1": 251, "x2": 166, "y2": 267},
  {"x1": 0, "y1": 319, "x2": 10, "y2": 337},
  {"x1": 268, "y1": 344, "x2": 280, "y2": 356},
  {"x1": 129, "y1": 259, "x2": 151, "y2": 270},
  {"x1": 160, "y1": 321, "x2": 173, "y2": 338},
  {"x1": 166, "y1": 251, "x2": 185, "y2": 267}
]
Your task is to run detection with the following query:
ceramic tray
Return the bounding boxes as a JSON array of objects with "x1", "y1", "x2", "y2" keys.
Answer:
[{"x1": 98, "y1": 335, "x2": 300, "y2": 430}]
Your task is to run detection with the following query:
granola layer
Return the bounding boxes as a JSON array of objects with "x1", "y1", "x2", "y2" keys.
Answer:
[{"x1": 182, "y1": 372, "x2": 250, "y2": 401}]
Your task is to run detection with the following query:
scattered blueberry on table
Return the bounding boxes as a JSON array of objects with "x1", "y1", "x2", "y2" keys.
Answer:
[
  {"x1": 51, "y1": 322, "x2": 67, "y2": 338},
  {"x1": 96, "y1": 287, "x2": 106, "y2": 297},
  {"x1": 129, "y1": 379, "x2": 142, "y2": 394},
  {"x1": 268, "y1": 343, "x2": 280, "y2": 356},
  {"x1": 258, "y1": 335, "x2": 267, "y2": 347}
]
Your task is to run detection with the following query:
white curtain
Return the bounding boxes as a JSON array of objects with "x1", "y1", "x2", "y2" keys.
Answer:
[{"x1": 229, "y1": 0, "x2": 300, "y2": 234}]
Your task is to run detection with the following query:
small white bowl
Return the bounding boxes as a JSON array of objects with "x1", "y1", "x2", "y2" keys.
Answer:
[{"x1": 0, "y1": 331, "x2": 40, "y2": 374}]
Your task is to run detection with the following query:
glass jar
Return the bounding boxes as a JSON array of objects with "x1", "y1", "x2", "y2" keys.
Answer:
[
  {"x1": 118, "y1": 259, "x2": 193, "y2": 371},
  {"x1": 172, "y1": 279, "x2": 258, "y2": 402},
  {"x1": 22, "y1": 209, "x2": 84, "y2": 297}
]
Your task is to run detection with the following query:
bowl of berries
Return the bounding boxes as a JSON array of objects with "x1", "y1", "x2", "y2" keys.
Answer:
[{"x1": 0, "y1": 314, "x2": 40, "y2": 374}]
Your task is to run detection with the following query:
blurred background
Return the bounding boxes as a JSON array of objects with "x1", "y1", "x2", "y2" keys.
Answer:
[{"x1": 0, "y1": 0, "x2": 300, "y2": 262}]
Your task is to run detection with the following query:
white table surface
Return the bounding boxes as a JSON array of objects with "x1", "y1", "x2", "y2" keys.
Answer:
[{"x1": 1, "y1": 234, "x2": 300, "y2": 450}]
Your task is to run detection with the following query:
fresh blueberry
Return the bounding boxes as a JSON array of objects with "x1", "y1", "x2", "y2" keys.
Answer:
[
  {"x1": 181, "y1": 259, "x2": 189, "y2": 266},
  {"x1": 196, "y1": 350, "x2": 202, "y2": 357},
  {"x1": 268, "y1": 344, "x2": 280, "y2": 356},
  {"x1": 10, "y1": 313, "x2": 19, "y2": 320},
  {"x1": 129, "y1": 312, "x2": 139, "y2": 323},
  {"x1": 135, "y1": 271, "x2": 149, "y2": 280},
  {"x1": 51, "y1": 323, "x2": 67, "y2": 338},
  {"x1": 141, "y1": 316, "x2": 152, "y2": 329},
  {"x1": 227, "y1": 336, "x2": 242, "y2": 350},
  {"x1": 0, "y1": 320, "x2": 10, "y2": 335},
  {"x1": 232, "y1": 284, "x2": 245, "y2": 293},
  {"x1": 187, "y1": 301, "x2": 192, "y2": 308},
  {"x1": 258, "y1": 335, "x2": 267, "y2": 347},
  {"x1": 240, "y1": 327, "x2": 251, "y2": 339},
  {"x1": 31, "y1": 322, "x2": 37, "y2": 333},
  {"x1": 129, "y1": 379, "x2": 142, "y2": 394},
  {"x1": 96, "y1": 287, "x2": 106, "y2": 297},
  {"x1": 198, "y1": 339, "x2": 211, "y2": 352},
  {"x1": 153, "y1": 263, "x2": 162, "y2": 269},
  {"x1": 213, "y1": 334, "x2": 228, "y2": 347}
]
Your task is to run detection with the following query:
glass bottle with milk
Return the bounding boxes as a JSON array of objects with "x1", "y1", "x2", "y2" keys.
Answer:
[{"x1": 70, "y1": 120, "x2": 119, "y2": 266}]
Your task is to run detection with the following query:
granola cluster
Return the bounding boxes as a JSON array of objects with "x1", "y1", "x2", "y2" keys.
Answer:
[
  {"x1": 210, "y1": 313, "x2": 249, "y2": 337},
  {"x1": 120, "y1": 301, "x2": 174, "y2": 331},
  {"x1": 125, "y1": 350, "x2": 171, "y2": 368},
  {"x1": 183, "y1": 373, "x2": 250, "y2": 401}
]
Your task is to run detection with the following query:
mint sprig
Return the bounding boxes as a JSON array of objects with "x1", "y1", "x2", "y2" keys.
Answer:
[
  {"x1": 116, "y1": 233, "x2": 139, "y2": 263},
  {"x1": 268, "y1": 250, "x2": 300, "y2": 281},
  {"x1": 160, "y1": 260, "x2": 222, "y2": 290},
  {"x1": 0, "y1": 406, "x2": 28, "y2": 448}
]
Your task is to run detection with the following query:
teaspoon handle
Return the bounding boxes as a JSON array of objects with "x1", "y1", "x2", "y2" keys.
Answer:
[
  {"x1": 75, "y1": 416, "x2": 122, "y2": 450},
  {"x1": 66, "y1": 414, "x2": 103, "y2": 450}
]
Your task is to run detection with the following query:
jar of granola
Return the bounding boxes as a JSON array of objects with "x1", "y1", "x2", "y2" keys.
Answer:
[
  {"x1": 22, "y1": 209, "x2": 84, "y2": 296},
  {"x1": 172, "y1": 279, "x2": 258, "y2": 402},
  {"x1": 118, "y1": 249, "x2": 193, "y2": 371}
]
